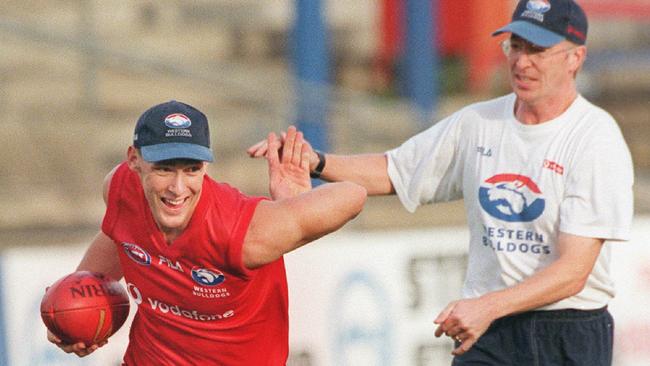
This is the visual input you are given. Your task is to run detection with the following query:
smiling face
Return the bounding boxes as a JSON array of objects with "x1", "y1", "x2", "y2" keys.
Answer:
[{"x1": 127, "y1": 146, "x2": 207, "y2": 243}]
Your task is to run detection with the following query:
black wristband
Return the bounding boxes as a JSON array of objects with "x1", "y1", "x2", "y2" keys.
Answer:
[{"x1": 310, "y1": 150, "x2": 326, "y2": 179}]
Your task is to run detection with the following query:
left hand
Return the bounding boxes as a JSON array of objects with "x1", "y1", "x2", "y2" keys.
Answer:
[
  {"x1": 265, "y1": 126, "x2": 311, "y2": 200},
  {"x1": 434, "y1": 297, "x2": 496, "y2": 356},
  {"x1": 47, "y1": 330, "x2": 107, "y2": 357}
]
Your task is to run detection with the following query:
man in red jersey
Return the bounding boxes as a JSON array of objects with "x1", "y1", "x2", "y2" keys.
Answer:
[{"x1": 46, "y1": 100, "x2": 367, "y2": 365}]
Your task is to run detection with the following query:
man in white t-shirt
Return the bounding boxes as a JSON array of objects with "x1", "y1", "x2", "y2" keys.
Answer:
[{"x1": 249, "y1": 0, "x2": 633, "y2": 365}]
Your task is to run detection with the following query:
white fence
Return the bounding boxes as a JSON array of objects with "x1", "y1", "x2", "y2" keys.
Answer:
[{"x1": 2, "y1": 218, "x2": 649, "y2": 366}]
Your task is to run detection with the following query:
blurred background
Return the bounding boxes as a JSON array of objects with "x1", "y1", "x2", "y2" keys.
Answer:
[{"x1": 0, "y1": 0, "x2": 648, "y2": 365}]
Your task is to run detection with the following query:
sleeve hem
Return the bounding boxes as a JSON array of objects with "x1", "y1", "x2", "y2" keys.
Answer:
[
  {"x1": 231, "y1": 197, "x2": 266, "y2": 278},
  {"x1": 101, "y1": 162, "x2": 127, "y2": 238},
  {"x1": 386, "y1": 152, "x2": 418, "y2": 213}
]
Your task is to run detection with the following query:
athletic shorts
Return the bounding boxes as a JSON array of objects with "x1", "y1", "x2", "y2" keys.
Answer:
[{"x1": 452, "y1": 307, "x2": 614, "y2": 366}]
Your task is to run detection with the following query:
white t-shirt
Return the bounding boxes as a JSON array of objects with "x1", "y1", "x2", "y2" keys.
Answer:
[{"x1": 386, "y1": 94, "x2": 634, "y2": 310}]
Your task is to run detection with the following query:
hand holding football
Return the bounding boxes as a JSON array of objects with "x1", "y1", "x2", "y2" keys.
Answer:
[{"x1": 41, "y1": 271, "x2": 130, "y2": 345}]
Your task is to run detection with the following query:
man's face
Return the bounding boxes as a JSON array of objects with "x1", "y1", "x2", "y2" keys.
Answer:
[
  {"x1": 504, "y1": 36, "x2": 581, "y2": 105},
  {"x1": 127, "y1": 147, "x2": 207, "y2": 240}
]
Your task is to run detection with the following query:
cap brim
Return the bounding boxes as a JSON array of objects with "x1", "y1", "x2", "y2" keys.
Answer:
[
  {"x1": 492, "y1": 20, "x2": 565, "y2": 48},
  {"x1": 140, "y1": 143, "x2": 214, "y2": 163}
]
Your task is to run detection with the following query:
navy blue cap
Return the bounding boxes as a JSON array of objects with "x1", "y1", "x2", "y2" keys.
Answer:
[
  {"x1": 493, "y1": 0, "x2": 588, "y2": 47},
  {"x1": 133, "y1": 100, "x2": 214, "y2": 163}
]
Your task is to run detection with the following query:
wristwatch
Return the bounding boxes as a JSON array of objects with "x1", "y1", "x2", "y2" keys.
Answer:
[{"x1": 310, "y1": 150, "x2": 326, "y2": 179}]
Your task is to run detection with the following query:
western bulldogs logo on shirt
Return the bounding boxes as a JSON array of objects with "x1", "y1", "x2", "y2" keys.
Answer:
[
  {"x1": 122, "y1": 243, "x2": 151, "y2": 266},
  {"x1": 164, "y1": 113, "x2": 192, "y2": 128},
  {"x1": 191, "y1": 268, "x2": 226, "y2": 286},
  {"x1": 479, "y1": 174, "x2": 545, "y2": 222}
]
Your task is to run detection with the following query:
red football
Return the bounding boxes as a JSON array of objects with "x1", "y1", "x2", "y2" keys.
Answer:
[{"x1": 40, "y1": 271, "x2": 130, "y2": 345}]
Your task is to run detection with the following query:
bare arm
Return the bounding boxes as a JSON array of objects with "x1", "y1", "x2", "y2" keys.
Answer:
[
  {"x1": 76, "y1": 231, "x2": 123, "y2": 280},
  {"x1": 243, "y1": 181, "x2": 367, "y2": 269},
  {"x1": 479, "y1": 233, "x2": 603, "y2": 316},
  {"x1": 75, "y1": 165, "x2": 123, "y2": 279},
  {"x1": 247, "y1": 132, "x2": 394, "y2": 195},
  {"x1": 434, "y1": 232, "x2": 604, "y2": 355},
  {"x1": 48, "y1": 166, "x2": 123, "y2": 356},
  {"x1": 242, "y1": 127, "x2": 367, "y2": 269},
  {"x1": 316, "y1": 153, "x2": 394, "y2": 196}
]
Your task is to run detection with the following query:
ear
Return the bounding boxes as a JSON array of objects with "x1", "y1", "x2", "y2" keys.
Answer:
[
  {"x1": 126, "y1": 146, "x2": 141, "y2": 172},
  {"x1": 568, "y1": 45, "x2": 587, "y2": 74}
]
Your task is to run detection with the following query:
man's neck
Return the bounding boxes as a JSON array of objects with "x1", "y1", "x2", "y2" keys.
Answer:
[
  {"x1": 161, "y1": 229, "x2": 181, "y2": 245},
  {"x1": 514, "y1": 90, "x2": 578, "y2": 125}
]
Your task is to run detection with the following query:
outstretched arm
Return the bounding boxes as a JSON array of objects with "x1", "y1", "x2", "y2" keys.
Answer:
[
  {"x1": 247, "y1": 129, "x2": 394, "y2": 195},
  {"x1": 312, "y1": 152, "x2": 394, "y2": 195},
  {"x1": 242, "y1": 126, "x2": 367, "y2": 269}
]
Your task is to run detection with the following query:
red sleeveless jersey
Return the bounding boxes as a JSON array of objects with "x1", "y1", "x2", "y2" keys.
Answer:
[{"x1": 102, "y1": 163, "x2": 289, "y2": 365}]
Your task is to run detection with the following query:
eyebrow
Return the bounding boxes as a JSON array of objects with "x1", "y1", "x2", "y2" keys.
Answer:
[{"x1": 510, "y1": 35, "x2": 546, "y2": 50}]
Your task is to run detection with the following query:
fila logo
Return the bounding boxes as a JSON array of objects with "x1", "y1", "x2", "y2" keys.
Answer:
[
  {"x1": 476, "y1": 146, "x2": 492, "y2": 157},
  {"x1": 159, "y1": 255, "x2": 184, "y2": 272},
  {"x1": 543, "y1": 159, "x2": 564, "y2": 175}
]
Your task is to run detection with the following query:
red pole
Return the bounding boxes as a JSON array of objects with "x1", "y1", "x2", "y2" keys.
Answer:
[
  {"x1": 375, "y1": 0, "x2": 403, "y2": 90},
  {"x1": 466, "y1": 0, "x2": 511, "y2": 94}
]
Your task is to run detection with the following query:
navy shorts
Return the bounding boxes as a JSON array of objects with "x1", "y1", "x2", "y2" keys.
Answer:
[{"x1": 452, "y1": 307, "x2": 614, "y2": 366}]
